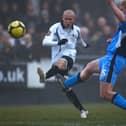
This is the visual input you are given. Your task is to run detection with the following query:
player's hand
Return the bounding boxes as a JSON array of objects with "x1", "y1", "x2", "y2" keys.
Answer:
[
  {"x1": 106, "y1": 38, "x2": 112, "y2": 43},
  {"x1": 85, "y1": 43, "x2": 89, "y2": 48},
  {"x1": 58, "y1": 39, "x2": 68, "y2": 45}
]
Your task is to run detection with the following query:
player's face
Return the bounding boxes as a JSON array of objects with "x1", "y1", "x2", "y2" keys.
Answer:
[
  {"x1": 62, "y1": 13, "x2": 75, "y2": 28},
  {"x1": 119, "y1": 5, "x2": 126, "y2": 14}
]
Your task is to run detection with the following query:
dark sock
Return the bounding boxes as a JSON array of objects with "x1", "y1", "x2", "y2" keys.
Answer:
[
  {"x1": 65, "y1": 89, "x2": 86, "y2": 111},
  {"x1": 46, "y1": 66, "x2": 67, "y2": 79},
  {"x1": 46, "y1": 66, "x2": 59, "y2": 79}
]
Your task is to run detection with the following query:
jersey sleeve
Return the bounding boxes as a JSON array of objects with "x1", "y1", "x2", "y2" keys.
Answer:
[
  {"x1": 42, "y1": 23, "x2": 59, "y2": 46},
  {"x1": 78, "y1": 28, "x2": 88, "y2": 48}
]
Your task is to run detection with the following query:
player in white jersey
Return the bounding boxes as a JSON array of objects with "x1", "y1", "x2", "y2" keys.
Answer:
[
  {"x1": 43, "y1": 22, "x2": 87, "y2": 64},
  {"x1": 37, "y1": 9, "x2": 88, "y2": 118}
]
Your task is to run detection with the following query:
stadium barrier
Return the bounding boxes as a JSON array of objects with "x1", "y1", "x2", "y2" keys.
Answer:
[
  {"x1": 0, "y1": 59, "x2": 125, "y2": 105},
  {"x1": 0, "y1": 61, "x2": 47, "y2": 88}
]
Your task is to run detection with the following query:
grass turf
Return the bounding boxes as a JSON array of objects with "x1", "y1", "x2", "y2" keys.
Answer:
[{"x1": 0, "y1": 103, "x2": 126, "y2": 126}]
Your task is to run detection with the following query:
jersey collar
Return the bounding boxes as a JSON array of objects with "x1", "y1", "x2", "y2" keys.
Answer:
[{"x1": 60, "y1": 21, "x2": 73, "y2": 29}]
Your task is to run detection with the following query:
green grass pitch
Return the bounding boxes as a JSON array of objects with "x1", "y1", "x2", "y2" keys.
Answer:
[{"x1": 0, "y1": 103, "x2": 126, "y2": 126}]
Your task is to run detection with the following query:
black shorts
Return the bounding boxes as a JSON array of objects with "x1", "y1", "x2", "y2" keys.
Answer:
[{"x1": 62, "y1": 55, "x2": 73, "y2": 72}]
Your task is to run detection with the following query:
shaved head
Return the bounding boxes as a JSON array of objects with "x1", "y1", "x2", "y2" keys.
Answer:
[
  {"x1": 62, "y1": 9, "x2": 76, "y2": 28},
  {"x1": 63, "y1": 9, "x2": 76, "y2": 18}
]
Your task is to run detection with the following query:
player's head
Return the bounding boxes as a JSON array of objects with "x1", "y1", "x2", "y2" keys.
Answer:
[
  {"x1": 62, "y1": 9, "x2": 75, "y2": 28},
  {"x1": 119, "y1": 0, "x2": 126, "y2": 14}
]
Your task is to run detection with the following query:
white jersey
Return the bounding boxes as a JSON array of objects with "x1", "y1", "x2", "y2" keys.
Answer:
[{"x1": 42, "y1": 22, "x2": 87, "y2": 63}]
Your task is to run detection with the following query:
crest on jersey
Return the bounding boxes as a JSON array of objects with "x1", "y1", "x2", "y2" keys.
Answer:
[{"x1": 46, "y1": 31, "x2": 51, "y2": 36}]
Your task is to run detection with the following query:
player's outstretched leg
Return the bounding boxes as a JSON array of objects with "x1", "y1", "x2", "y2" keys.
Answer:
[
  {"x1": 56, "y1": 74, "x2": 88, "y2": 118},
  {"x1": 37, "y1": 66, "x2": 61, "y2": 82},
  {"x1": 65, "y1": 89, "x2": 88, "y2": 118}
]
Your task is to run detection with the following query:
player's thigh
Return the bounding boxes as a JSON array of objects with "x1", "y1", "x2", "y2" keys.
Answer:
[
  {"x1": 54, "y1": 56, "x2": 73, "y2": 70},
  {"x1": 80, "y1": 59, "x2": 99, "y2": 80},
  {"x1": 54, "y1": 58, "x2": 67, "y2": 69},
  {"x1": 81, "y1": 59, "x2": 99, "y2": 74}
]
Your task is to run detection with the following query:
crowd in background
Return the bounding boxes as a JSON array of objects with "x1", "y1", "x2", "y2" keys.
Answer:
[{"x1": 0, "y1": 0, "x2": 119, "y2": 64}]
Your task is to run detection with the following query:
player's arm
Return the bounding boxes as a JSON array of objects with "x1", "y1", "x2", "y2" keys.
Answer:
[
  {"x1": 108, "y1": 0, "x2": 125, "y2": 22},
  {"x1": 78, "y1": 29, "x2": 88, "y2": 48},
  {"x1": 80, "y1": 38, "x2": 88, "y2": 48},
  {"x1": 43, "y1": 32, "x2": 68, "y2": 46},
  {"x1": 42, "y1": 24, "x2": 68, "y2": 46},
  {"x1": 42, "y1": 30, "x2": 59, "y2": 46}
]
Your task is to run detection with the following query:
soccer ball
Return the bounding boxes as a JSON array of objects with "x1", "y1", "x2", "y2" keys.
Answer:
[{"x1": 8, "y1": 20, "x2": 26, "y2": 38}]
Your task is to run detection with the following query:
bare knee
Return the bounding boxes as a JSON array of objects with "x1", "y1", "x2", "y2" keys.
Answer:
[
  {"x1": 100, "y1": 90, "x2": 111, "y2": 101},
  {"x1": 54, "y1": 59, "x2": 67, "y2": 70},
  {"x1": 100, "y1": 83, "x2": 115, "y2": 101}
]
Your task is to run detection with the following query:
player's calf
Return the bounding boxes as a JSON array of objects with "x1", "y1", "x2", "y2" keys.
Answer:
[{"x1": 56, "y1": 74, "x2": 88, "y2": 118}]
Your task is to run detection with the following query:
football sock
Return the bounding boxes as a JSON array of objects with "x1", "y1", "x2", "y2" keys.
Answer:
[
  {"x1": 46, "y1": 66, "x2": 59, "y2": 79},
  {"x1": 64, "y1": 73, "x2": 82, "y2": 88},
  {"x1": 65, "y1": 89, "x2": 86, "y2": 111},
  {"x1": 112, "y1": 93, "x2": 126, "y2": 110},
  {"x1": 46, "y1": 66, "x2": 67, "y2": 79}
]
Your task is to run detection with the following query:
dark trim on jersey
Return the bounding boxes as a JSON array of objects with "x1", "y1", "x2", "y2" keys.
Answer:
[
  {"x1": 55, "y1": 26, "x2": 62, "y2": 56},
  {"x1": 77, "y1": 29, "x2": 80, "y2": 40},
  {"x1": 106, "y1": 53, "x2": 117, "y2": 83},
  {"x1": 55, "y1": 27, "x2": 60, "y2": 41},
  {"x1": 112, "y1": 93, "x2": 119, "y2": 103},
  {"x1": 116, "y1": 35, "x2": 126, "y2": 57},
  {"x1": 60, "y1": 21, "x2": 73, "y2": 29}
]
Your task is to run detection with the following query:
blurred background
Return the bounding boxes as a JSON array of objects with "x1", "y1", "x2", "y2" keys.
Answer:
[{"x1": 0, "y1": 0, "x2": 125, "y2": 105}]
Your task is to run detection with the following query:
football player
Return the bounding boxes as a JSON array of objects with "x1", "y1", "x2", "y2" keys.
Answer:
[{"x1": 37, "y1": 9, "x2": 88, "y2": 118}]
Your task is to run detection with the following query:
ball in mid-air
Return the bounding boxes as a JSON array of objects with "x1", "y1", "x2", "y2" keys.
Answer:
[{"x1": 8, "y1": 20, "x2": 26, "y2": 38}]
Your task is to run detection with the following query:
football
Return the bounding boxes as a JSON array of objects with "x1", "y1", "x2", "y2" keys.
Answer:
[{"x1": 8, "y1": 20, "x2": 26, "y2": 38}]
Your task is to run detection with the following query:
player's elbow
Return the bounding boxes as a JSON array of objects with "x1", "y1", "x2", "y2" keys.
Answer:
[{"x1": 42, "y1": 38, "x2": 48, "y2": 46}]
